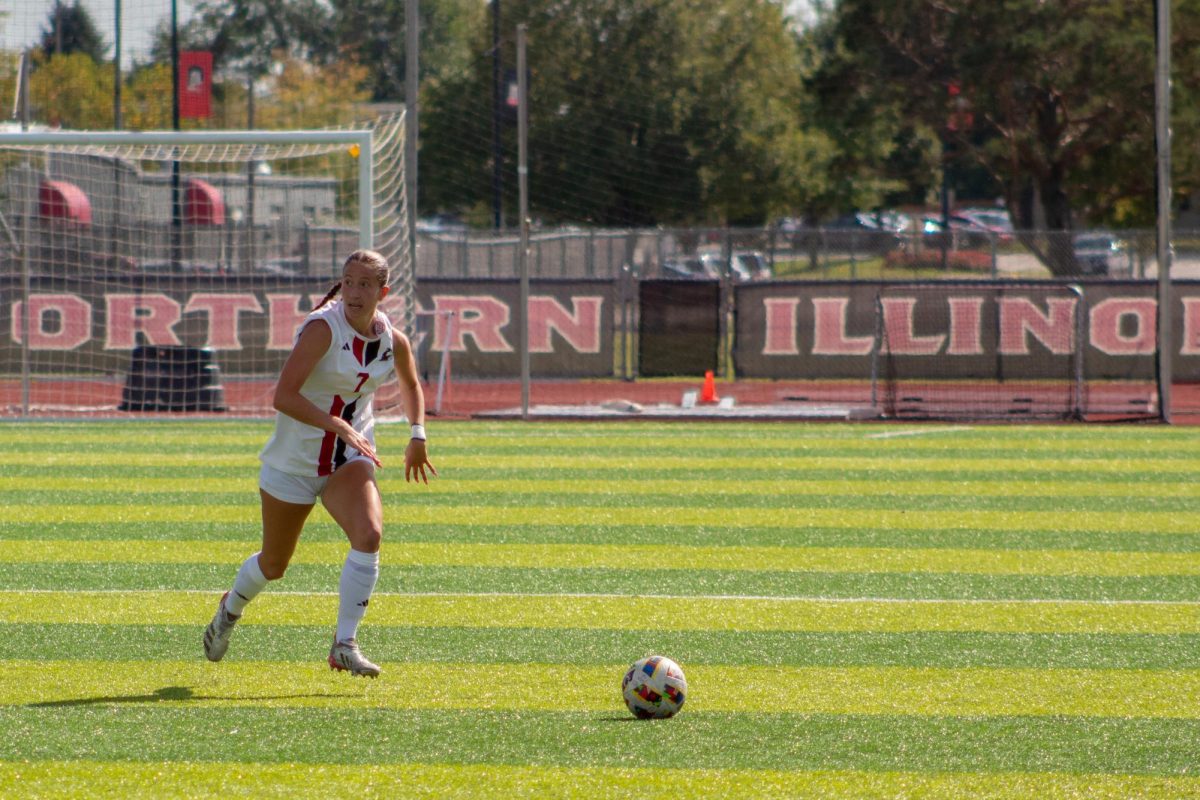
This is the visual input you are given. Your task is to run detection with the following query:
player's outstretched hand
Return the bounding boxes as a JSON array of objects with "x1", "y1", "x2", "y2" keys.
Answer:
[{"x1": 405, "y1": 439, "x2": 437, "y2": 484}]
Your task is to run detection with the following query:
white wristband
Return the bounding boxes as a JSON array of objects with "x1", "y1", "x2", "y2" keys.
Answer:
[{"x1": 410, "y1": 423, "x2": 426, "y2": 441}]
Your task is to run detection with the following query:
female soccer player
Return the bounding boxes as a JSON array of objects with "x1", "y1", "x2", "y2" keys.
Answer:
[{"x1": 203, "y1": 249, "x2": 436, "y2": 677}]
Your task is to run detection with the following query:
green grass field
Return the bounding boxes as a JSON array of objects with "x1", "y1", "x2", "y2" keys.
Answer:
[{"x1": 2, "y1": 420, "x2": 1199, "y2": 798}]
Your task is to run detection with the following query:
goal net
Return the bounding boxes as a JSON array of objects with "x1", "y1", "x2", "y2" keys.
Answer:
[{"x1": 0, "y1": 114, "x2": 431, "y2": 417}]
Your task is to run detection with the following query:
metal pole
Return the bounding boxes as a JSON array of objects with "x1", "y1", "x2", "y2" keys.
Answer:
[
  {"x1": 1155, "y1": 0, "x2": 1173, "y2": 422},
  {"x1": 491, "y1": 0, "x2": 503, "y2": 230},
  {"x1": 114, "y1": 0, "x2": 123, "y2": 129},
  {"x1": 113, "y1": 1, "x2": 123, "y2": 272},
  {"x1": 517, "y1": 25, "x2": 530, "y2": 418},
  {"x1": 16, "y1": 49, "x2": 29, "y2": 413},
  {"x1": 170, "y1": 0, "x2": 182, "y2": 270},
  {"x1": 18, "y1": 50, "x2": 30, "y2": 130},
  {"x1": 405, "y1": 0, "x2": 420, "y2": 331},
  {"x1": 357, "y1": 132, "x2": 373, "y2": 248},
  {"x1": 19, "y1": 185, "x2": 31, "y2": 416},
  {"x1": 1068, "y1": 284, "x2": 1086, "y2": 420},
  {"x1": 246, "y1": 80, "x2": 255, "y2": 271}
]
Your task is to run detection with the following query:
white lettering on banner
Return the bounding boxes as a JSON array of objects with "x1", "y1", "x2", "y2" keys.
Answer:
[
  {"x1": 1090, "y1": 298, "x2": 1157, "y2": 355},
  {"x1": 947, "y1": 297, "x2": 985, "y2": 355},
  {"x1": 997, "y1": 297, "x2": 1075, "y2": 355},
  {"x1": 105, "y1": 293, "x2": 183, "y2": 349},
  {"x1": 10, "y1": 295, "x2": 92, "y2": 350},
  {"x1": 760, "y1": 294, "x2": 1087, "y2": 357},
  {"x1": 1183, "y1": 298, "x2": 1200, "y2": 356},
  {"x1": 880, "y1": 297, "x2": 945, "y2": 355},
  {"x1": 430, "y1": 296, "x2": 514, "y2": 353},
  {"x1": 811, "y1": 297, "x2": 875, "y2": 355},
  {"x1": 528, "y1": 296, "x2": 603, "y2": 353},
  {"x1": 4, "y1": 291, "x2": 610, "y2": 353},
  {"x1": 184, "y1": 293, "x2": 263, "y2": 350},
  {"x1": 762, "y1": 298, "x2": 801, "y2": 355}
]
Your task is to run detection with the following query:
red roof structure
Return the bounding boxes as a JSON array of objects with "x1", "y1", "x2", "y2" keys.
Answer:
[
  {"x1": 184, "y1": 178, "x2": 226, "y2": 225},
  {"x1": 39, "y1": 180, "x2": 92, "y2": 225}
]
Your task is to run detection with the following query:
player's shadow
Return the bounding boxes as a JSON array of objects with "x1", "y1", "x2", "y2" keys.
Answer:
[{"x1": 27, "y1": 685, "x2": 346, "y2": 708}]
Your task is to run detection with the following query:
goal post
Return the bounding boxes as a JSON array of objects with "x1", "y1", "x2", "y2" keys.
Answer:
[
  {"x1": 0, "y1": 127, "x2": 377, "y2": 249},
  {"x1": 0, "y1": 113, "x2": 435, "y2": 417}
]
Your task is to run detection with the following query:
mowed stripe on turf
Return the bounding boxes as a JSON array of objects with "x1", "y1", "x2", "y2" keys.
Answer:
[
  {"x1": 4, "y1": 706, "x2": 1198, "y2": 775},
  {"x1": 8, "y1": 624, "x2": 1200, "y2": 669},
  {"x1": 6, "y1": 449, "x2": 1200, "y2": 476},
  {"x1": 4, "y1": 761, "x2": 1198, "y2": 800},
  {"x1": 4, "y1": 503, "x2": 1197, "y2": 533},
  {"x1": 6, "y1": 474, "x2": 1200, "y2": 500},
  {"x1": 2, "y1": 539, "x2": 1199, "y2": 576},
  {"x1": 5, "y1": 660, "x2": 1200, "y2": 717},
  {"x1": 4, "y1": 591, "x2": 1198, "y2": 633}
]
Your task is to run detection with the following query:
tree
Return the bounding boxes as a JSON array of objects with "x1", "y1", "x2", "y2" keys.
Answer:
[
  {"x1": 420, "y1": 0, "x2": 828, "y2": 227},
  {"x1": 253, "y1": 57, "x2": 372, "y2": 129},
  {"x1": 815, "y1": 0, "x2": 1200, "y2": 275},
  {"x1": 122, "y1": 62, "x2": 174, "y2": 130},
  {"x1": 329, "y1": 0, "x2": 485, "y2": 101},
  {"x1": 152, "y1": 0, "x2": 336, "y2": 87},
  {"x1": 40, "y1": 1, "x2": 108, "y2": 62},
  {"x1": 28, "y1": 51, "x2": 113, "y2": 129},
  {"x1": 159, "y1": 0, "x2": 481, "y2": 104}
]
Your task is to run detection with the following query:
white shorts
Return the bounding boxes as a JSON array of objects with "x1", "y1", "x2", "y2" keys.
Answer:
[{"x1": 258, "y1": 457, "x2": 373, "y2": 505}]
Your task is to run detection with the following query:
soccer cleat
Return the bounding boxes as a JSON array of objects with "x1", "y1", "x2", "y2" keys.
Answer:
[
  {"x1": 202, "y1": 591, "x2": 240, "y2": 662},
  {"x1": 328, "y1": 637, "x2": 381, "y2": 678}
]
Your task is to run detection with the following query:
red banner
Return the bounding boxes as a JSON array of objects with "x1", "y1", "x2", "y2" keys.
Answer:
[{"x1": 179, "y1": 51, "x2": 213, "y2": 119}]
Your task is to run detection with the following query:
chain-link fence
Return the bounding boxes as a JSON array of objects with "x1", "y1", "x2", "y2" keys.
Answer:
[{"x1": 412, "y1": 224, "x2": 1175, "y2": 282}]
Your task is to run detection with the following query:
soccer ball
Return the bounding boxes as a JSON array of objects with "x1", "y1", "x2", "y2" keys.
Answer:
[{"x1": 621, "y1": 655, "x2": 687, "y2": 719}]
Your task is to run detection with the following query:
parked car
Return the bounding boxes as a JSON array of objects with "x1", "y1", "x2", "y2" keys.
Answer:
[
  {"x1": 958, "y1": 208, "x2": 1014, "y2": 241},
  {"x1": 257, "y1": 257, "x2": 304, "y2": 277},
  {"x1": 815, "y1": 212, "x2": 908, "y2": 253},
  {"x1": 731, "y1": 251, "x2": 772, "y2": 281},
  {"x1": 920, "y1": 214, "x2": 991, "y2": 249},
  {"x1": 1073, "y1": 232, "x2": 1127, "y2": 276},
  {"x1": 661, "y1": 256, "x2": 719, "y2": 280},
  {"x1": 661, "y1": 251, "x2": 770, "y2": 282},
  {"x1": 416, "y1": 214, "x2": 467, "y2": 234}
]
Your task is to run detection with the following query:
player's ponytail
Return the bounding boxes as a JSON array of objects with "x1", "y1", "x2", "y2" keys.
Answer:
[
  {"x1": 313, "y1": 281, "x2": 341, "y2": 311},
  {"x1": 312, "y1": 250, "x2": 389, "y2": 312}
]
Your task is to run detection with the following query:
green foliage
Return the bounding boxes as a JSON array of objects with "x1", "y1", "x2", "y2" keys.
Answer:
[
  {"x1": 121, "y1": 63, "x2": 174, "y2": 131},
  {"x1": 39, "y1": 0, "x2": 108, "y2": 62},
  {"x1": 158, "y1": 0, "x2": 336, "y2": 79},
  {"x1": 814, "y1": 0, "x2": 1200, "y2": 274},
  {"x1": 421, "y1": 0, "x2": 826, "y2": 227},
  {"x1": 330, "y1": 0, "x2": 486, "y2": 102},
  {"x1": 29, "y1": 51, "x2": 113, "y2": 129}
]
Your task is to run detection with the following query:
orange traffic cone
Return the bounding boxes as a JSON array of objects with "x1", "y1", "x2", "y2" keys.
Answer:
[{"x1": 700, "y1": 370, "x2": 719, "y2": 403}]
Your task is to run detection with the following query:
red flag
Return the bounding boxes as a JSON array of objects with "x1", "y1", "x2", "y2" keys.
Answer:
[{"x1": 179, "y1": 51, "x2": 213, "y2": 119}]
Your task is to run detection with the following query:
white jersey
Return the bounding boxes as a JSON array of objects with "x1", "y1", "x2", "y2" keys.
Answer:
[{"x1": 260, "y1": 300, "x2": 397, "y2": 477}]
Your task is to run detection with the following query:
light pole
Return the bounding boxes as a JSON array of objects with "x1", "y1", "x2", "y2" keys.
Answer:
[
  {"x1": 492, "y1": 0, "x2": 502, "y2": 230},
  {"x1": 1155, "y1": 0, "x2": 1172, "y2": 422},
  {"x1": 170, "y1": 0, "x2": 182, "y2": 269}
]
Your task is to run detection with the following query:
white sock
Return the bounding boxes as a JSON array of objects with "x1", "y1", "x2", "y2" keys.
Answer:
[
  {"x1": 336, "y1": 548, "x2": 380, "y2": 643},
  {"x1": 225, "y1": 552, "x2": 268, "y2": 617}
]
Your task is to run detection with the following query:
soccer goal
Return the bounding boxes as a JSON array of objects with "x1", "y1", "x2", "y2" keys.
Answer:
[{"x1": 0, "y1": 114, "x2": 432, "y2": 417}]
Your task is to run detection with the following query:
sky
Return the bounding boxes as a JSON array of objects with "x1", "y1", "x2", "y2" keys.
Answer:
[{"x1": 4, "y1": 1, "x2": 818, "y2": 68}]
